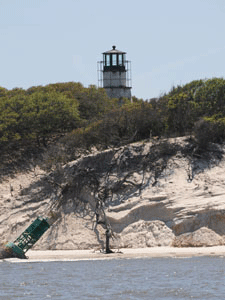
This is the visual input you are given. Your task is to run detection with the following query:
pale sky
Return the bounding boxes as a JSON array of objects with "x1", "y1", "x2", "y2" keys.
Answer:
[{"x1": 0, "y1": 0, "x2": 225, "y2": 99}]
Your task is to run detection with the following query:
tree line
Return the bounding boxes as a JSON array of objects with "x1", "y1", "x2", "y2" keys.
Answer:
[
  {"x1": 1, "y1": 78, "x2": 225, "y2": 171},
  {"x1": 61, "y1": 78, "x2": 225, "y2": 152}
]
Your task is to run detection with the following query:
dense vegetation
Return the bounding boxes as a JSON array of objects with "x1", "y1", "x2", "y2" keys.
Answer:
[{"x1": 1, "y1": 78, "x2": 225, "y2": 173}]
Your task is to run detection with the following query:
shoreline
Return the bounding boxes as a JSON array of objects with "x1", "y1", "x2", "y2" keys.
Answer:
[{"x1": 10, "y1": 246, "x2": 225, "y2": 262}]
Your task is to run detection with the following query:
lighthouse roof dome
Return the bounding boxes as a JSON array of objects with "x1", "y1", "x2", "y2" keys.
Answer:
[{"x1": 103, "y1": 45, "x2": 126, "y2": 54}]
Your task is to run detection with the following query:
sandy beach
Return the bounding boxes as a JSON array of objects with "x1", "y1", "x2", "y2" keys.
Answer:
[{"x1": 20, "y1": 247, "x2": 225, "y2": 262}]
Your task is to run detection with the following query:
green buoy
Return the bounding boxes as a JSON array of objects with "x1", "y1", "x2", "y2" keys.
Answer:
[{"x1": 4, "y1": 216, "x2": 50, "y2": 259}]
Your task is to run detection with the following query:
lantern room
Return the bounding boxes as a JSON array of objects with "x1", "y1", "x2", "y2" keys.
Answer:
[{"x1": 103, "y1": 45, "x2": 126, "y2": 72}]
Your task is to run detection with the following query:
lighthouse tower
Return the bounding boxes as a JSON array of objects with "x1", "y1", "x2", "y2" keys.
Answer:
[{"x1": 98, "y1": 46, "x2": 132, "y2": 99}]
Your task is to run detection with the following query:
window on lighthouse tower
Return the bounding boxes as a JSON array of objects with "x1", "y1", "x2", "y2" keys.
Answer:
[
  {"x1": 118, "y1": 54, "x2": 123, "y2": 66},
  {"x1": 112, "y1": 54, "x2": 117, "y2": 66},
  {"x1": 105, "y1": 55, "x2": 110, "y2": 66}
]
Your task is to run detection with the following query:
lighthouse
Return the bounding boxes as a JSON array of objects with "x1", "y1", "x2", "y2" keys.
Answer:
[{"x1": 98, "y1": 46, "x2": 132, "y2": 99}]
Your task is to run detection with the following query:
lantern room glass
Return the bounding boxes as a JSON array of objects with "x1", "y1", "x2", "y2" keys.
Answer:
[
  {"x1": 118, "y1": 54, "x2": 123, "y2": 66},
  {"x1": 105, "y1": 55, "x2": 110, "y2": 66},
  {"x1": 112, "y1": 54, "x2": 117, "y2": 66},
  {"x1": 103, "y1": 52, "x2": 126, "y2": 69}
]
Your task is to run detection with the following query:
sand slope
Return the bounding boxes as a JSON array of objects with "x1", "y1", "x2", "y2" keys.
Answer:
[{"x1": 1, "y1": 138, "x2": 225, "y2": 251}]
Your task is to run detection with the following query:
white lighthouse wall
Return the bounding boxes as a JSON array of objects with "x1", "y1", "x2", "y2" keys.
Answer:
[
  {"x1": 103, "y1": 71, "x2": 126, "y2": 88},
  {"x1": 105, "y1": 87, "x2": 131, "y2": 99}
]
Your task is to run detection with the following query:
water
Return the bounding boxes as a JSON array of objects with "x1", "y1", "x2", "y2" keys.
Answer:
[{"x1": 0, "y1": 256, "x2": 225, "y2": 299}]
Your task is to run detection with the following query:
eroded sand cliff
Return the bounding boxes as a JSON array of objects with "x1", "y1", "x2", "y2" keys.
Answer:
[{"x1": 1, "y1": 137, "x2": 225, "y2": 250}]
